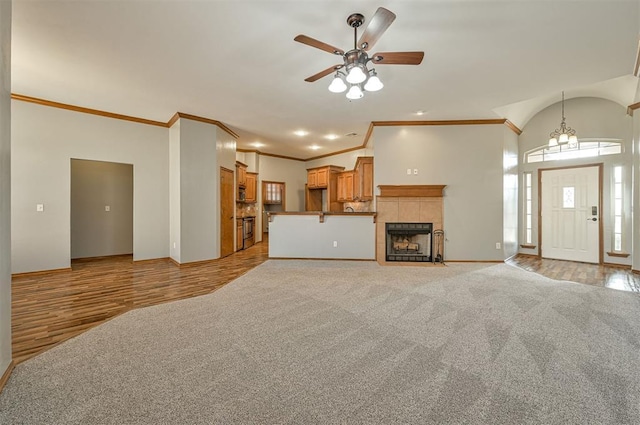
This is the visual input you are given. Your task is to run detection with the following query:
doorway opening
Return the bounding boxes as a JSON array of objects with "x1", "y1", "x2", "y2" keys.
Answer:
[
  {"x1": 70, "y1": 159, "x2": 133, "y2": 259},
  {"x1": 262, "y1": 181, "x2": 286, "y2": 234}
]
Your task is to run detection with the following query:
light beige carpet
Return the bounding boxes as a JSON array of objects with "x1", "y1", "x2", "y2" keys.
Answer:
[{"x1": 1, "y1": 260, "x2": 640, "y2": 424}]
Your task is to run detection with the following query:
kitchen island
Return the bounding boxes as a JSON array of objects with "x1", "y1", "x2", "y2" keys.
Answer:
[{"x1": 267, "y1": 212, "x2": 376, "y2": 260}]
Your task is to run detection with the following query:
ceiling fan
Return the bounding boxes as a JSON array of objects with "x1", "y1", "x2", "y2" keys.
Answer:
[{"x1": 294, "y1": 7, "x2": 424, "y2": 99}]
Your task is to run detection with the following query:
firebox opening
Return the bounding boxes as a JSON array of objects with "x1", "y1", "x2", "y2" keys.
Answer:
[{"x1": 385, "y1": 222, "x2": 433, "y2": 262}]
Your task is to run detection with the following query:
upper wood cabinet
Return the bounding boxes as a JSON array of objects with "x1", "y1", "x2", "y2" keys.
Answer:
[
  {"x1": 245, "y1": 172, "x2": 257, "y2": 203},
  {"x1": 236, "y1": 161, "x2": 247, "y2": 188},
  {"x1": 337, "y1": 171, "x2": 355, "y2": 202},
  {"x1": 307, "y1": 166, "x2": 341, "y2": 189},
  {"x1": 354, "y1": 157, "x2": 373, "y2": 201},
  {"x1": 305, "y1": 165, "x2": 345, "y2": 211}
]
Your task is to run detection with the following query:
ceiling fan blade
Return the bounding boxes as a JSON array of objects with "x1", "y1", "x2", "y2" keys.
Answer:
[
  {"x1": 294, "y1": 35, "x2": 344, "y2": 56},
  {"x1": 371, "y1": 52, "x2": 425, "y2": 65},
  {"x1": 304, "y1": 64, "x2": 344, "y2": 82},
  {"x1": 357, "y1": 7, "x2": 396, "y2": 51}
]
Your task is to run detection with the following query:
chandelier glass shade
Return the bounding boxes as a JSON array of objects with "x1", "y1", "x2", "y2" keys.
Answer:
[{"x1": 548, "y1": 91, "x2": 578, "y2": 149}]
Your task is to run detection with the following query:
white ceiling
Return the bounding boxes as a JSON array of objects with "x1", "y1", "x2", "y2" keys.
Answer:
[{"x1": 11, "y1": 0, "x2": 640, "y2": 159}]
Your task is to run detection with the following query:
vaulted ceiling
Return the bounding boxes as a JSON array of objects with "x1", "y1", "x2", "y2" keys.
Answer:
[{"x1": 11, "y1": 1, "x2": 640, "y2": 159}]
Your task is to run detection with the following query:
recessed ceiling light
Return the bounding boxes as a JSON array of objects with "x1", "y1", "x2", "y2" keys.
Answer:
[
  {"x1": 309, "y1": 145, "x2": 321, "y2": 150},
  {"x1": 252, "y1": 142, "x2": 264, "y2": 148},
  {"x1": 294, "y1": 130, "x2": 309, "y2": 137},
  {"x1": 324, "y1": 134, "x2": 339, "y2": 140},
  {"x1": 415, "y1": 110, "x2": 427, "y2": 116}
]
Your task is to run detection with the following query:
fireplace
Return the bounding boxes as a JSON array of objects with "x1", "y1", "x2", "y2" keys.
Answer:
[
  {"x1": 376, "y1": 185, "x2": 445, "y2": 266},
  {"x1": 386, "y1": 222, "x2": 432, "y2": 262}
]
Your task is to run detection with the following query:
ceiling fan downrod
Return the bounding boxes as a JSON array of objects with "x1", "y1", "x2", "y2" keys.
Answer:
[{"x1": 347, "y1": 13, "x2": 365, "y2": 51}]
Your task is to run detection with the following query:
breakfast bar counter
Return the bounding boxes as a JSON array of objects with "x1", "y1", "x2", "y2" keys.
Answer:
[{"x1": 267, "y1": 212, "x2": 376, "y2": 260}]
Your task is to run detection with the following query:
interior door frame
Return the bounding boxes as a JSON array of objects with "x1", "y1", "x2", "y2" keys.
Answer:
[{"x1": 538, "y1": 162, "x2": 603, "y2": 264}]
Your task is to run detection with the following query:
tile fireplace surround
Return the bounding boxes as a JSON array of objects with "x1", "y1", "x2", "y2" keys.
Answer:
[{"x1": 376, "y1": 185, "x2": 445, "y2": 266}]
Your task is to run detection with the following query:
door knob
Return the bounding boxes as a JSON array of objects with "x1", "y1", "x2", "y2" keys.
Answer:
[{"x1": 587, "y1": 217, "x2": 597, "y2": 221}]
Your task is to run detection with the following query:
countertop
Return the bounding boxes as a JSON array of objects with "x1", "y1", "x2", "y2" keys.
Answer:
[{"x1": 266, "y1": 211, "x2": 376, "y2": 223}]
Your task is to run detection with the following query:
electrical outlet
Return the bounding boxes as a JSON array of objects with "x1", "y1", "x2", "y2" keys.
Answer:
[
  {"x1": 105, "y1": 205, "x2": 110, "y2": 212},
  {"x1": 36, "y1": 204, "x2": 44, "y2": 212},
  {"x1": 495, "y1": 242, "x2": 501, "y2": 249},
  {"x1": 333, "y1": 241, "x2": 338, "y2": 247},
  {"x1": 406, "y1": 168, "x2": 411, "y2": 175},
  {"x1": 413, "y1": 169, "x2": 418, "y2": 175}
]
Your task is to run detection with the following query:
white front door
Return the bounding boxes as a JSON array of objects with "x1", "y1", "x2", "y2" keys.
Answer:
[{"x1": 541, "y1": 166, "x2": 600, "y2": 263}]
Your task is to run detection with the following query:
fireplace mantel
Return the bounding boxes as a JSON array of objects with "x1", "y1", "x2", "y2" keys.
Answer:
[{"x1": 378, "y1": 185, "x2": 446, "y2": 197}]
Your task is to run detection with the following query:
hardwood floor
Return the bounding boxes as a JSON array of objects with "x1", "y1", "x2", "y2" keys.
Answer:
[
  {"x1": 11, "y1": 240, "x2": 269, "y2": 365},
  {"x1": 508, "y1": 255, "x2": 640, "y2": 293},
  {"x1": 12, "y1": 243, "x2": 638, "y2": 365}
]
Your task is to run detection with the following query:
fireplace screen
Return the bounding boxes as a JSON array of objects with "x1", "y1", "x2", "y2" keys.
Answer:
[{"x1": 386, "y1": 222, "x2": 433, "y2": 262}]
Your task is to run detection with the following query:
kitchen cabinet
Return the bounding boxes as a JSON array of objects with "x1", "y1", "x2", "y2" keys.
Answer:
[
  {"x1": 354, "y1": 157, "x2": 373, "y2": 201},
  {"x1": 307, "y1": 166, "x2": 338, "y2": 189},
  {"x1": 305, "y1": 165, "x2": 344, "y2": 212},
  {"x1": 245, "y1": 172, "x2": 257, "y2": 203},
  {"x1": 236, "y1": 161, "x2": 247, "y2": 189},
  {"x1": 236, "y1": 218, "x2": 243, "y2": 252},
  {"x1": 337, "y1": 171, "x2": 355, "y2": 202}
]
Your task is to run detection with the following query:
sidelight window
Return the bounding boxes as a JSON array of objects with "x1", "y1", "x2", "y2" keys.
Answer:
[
  {"x1": 524, "y1": 172, "x2": 532, "y2": 244},
  {"x1": 613, "y1": 166, "x2": 623, "y2": 252}
]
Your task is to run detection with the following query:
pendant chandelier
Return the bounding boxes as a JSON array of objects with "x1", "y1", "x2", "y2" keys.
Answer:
[{"x1": 548, "y1": 91, "x2": 578, "y2": 148}]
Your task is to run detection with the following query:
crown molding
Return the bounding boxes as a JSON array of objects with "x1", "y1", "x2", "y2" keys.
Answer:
[
  {"x1": 236, "y1": 148, "x2": 304, "y2": 162},
  {"x1": 503, "y1": 119, "x2": 523, "y2": 135},
  {"x1": 11, "y1": 94, "x2": 168, "y2": 127},
  {"x1": 169, "y1": 112, "x2": 239, "y2": 139},
  {"x1": 12, "y1": 94, "x2": 526, "y2": 161},
  {"x1": 362, "y1": 118, "x2": 522, "y2": 146},
  {"x1": 627, "y1": 101, "x2": 640, "y2": 116},
  {"x1": 11, "y1": 94, "x2": 239, "y2": 138},
  {"x1": 305, "y1": 145, "x2": 367, "y2": 161}
]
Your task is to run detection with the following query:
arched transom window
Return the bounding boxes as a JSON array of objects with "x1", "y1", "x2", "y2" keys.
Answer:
[{"x1": 525, "y1": 139, "x2": 623, "y2": 163}]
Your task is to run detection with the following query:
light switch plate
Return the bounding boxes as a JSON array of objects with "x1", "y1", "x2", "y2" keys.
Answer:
[
  {"x1": 36, "y1": 204, "x2": 44, "y2": 212},
  {"x1": 105, "y1": 206, "x2": 110, "y2": 212},
  {"x1": 413, "y1": 169, "x2": 418, "y2": 175},
  {"x1": 406, "y1": 168, "x2": 411, "y2": 175}
]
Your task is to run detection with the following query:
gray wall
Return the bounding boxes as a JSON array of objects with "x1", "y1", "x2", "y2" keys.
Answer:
[
  {"x1": 169, "y1": 118, "x2": 236, "y2": 264},
  {"x1": 258, "y1": 155, "x2": 307, "y2": 212},
  {"x1": 519, "y1": 97, "x2": 633, "y2": 265},
  {"x1": 169, "y1": 122, "x2": 181, "y2": 263},
  {"x1": 11, "y1": 100, "x2": 169, "y2": 273},
  {"x1": 70, "y1": 159, "x2": 133, "y2": 259},
  {"x1": 269, "y1": 215, "x2": 375, "y2": 259},
  {"x1": 305, "y1": 147, "x2": 373, "y2": 170},
  {"x1": 0, "y1": 0, "x2": 11, "y2": 376},
  {"x1": 178, "y1": 119, "x2": 219, "y2": 263},
  {"x1": 503, "y1": 127, "x2": 519, "y2": 259},
  {"x1": 373, "y1": 124, "x2": 508, "y2": 261},
  {"x1": 634, "y1": 108, "x2": 640, "y2": 272}
]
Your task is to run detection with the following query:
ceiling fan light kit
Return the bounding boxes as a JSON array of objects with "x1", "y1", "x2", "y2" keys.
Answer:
[{"x1": 294, "y1": 7, "x2": 424, "y2": 100}]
